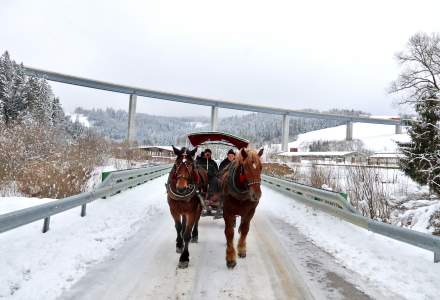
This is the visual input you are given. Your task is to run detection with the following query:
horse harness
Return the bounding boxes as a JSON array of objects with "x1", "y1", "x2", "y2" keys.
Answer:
[
  {"x1": 226, "y1": 163, "x2": 261, "y2": 202},
  {"x1": 166, "y1": 156, "x2": 202, "y2": 203}
]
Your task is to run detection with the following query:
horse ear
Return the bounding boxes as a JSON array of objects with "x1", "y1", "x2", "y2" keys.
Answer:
[
  {"x1": 189, "y1": 147, "x2": 197, "y2": 158},
  {"x1": 172, "y1": 145, "x2": 181, "y2": 156},
  {"x1": 240, "y1": 148, "x2": 248, "y2": 159},
  {"x1": 258, "y1": 148, "x2": 264, "y2": 157}
]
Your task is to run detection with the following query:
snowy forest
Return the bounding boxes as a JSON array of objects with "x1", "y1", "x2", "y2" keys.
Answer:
[{"x1": 75, "y1": 106, "x2": 368, "y2": 146}]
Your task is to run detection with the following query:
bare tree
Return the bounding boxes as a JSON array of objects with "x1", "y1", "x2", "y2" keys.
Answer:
[
  {"x1": 389, "y1": 32, "x2": 440, "y2": 103},
  {"x1": 345, "y1": 166, "x2": 391, "y2": 222}
]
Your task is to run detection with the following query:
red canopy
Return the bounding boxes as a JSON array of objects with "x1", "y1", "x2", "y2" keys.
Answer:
[{"x1": 187, "y1": 132, "x2": 249, "y2": 149}]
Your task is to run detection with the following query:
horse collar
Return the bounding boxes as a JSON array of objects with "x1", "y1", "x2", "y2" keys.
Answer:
[{"x1": 229, "y1": 164, "x2": 249, "y2": 195}]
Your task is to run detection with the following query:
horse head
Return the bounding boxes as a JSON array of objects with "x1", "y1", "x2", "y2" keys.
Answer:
[
  {"x1": 172, "y1": 145, "x2": 198, "y2": 194},
  {"x1": 236, "y1": 148, "x2": 264, "y2": 201}
]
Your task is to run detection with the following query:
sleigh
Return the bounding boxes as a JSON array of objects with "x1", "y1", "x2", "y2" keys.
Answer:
[{"x1": 187, "y1": 132, "x2": 249, "y2": 217}]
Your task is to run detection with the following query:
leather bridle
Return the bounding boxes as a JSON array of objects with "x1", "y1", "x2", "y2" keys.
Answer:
[
  {"x1": 166, "y1": 154, "x2": 197, "y2": 201},
  {"x1": 173, "y1": 156, "x2": 195, "y2": 184},
  {"x1": 238, "y1": 164, "x2": 261, "y2": 187}
]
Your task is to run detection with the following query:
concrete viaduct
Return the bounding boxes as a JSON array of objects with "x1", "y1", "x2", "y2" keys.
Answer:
[{"x1": 23, "y1": 67, "x2": 403, "y2": 151}]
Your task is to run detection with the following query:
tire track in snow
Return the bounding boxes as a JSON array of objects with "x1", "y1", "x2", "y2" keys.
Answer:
[{"x1": 60, "y1": 211, "x2": 313, "y2": 299}]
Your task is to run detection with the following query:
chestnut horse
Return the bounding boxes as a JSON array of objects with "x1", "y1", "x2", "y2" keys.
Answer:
[
  {"x1": 166, "y1": 146, "x2": 202, "y2": 268},
  {"x1": 221, "y1": 147, "x2": 264, "y2": 268}
]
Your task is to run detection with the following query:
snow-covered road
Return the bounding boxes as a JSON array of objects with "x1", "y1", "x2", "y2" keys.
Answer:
[
  {"x1": 60, "y1": 211, "x2": 315, "y2": 300},
  {"x1": 2, "y1": 175, "x2": 440, "y2": 299}
]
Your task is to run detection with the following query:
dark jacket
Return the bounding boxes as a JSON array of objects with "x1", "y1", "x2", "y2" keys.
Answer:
[
  {"x1": 197, "y1": 157, "x2": 218, "y2": 178},
  {"x1": 219, "y1": 158, "x2": 232, "y2": 172}
]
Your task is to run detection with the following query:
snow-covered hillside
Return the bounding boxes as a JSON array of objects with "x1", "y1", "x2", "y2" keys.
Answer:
[
  {"x1": 289, "y1": 122, "x2": 410, "y2": 152},
  {"x1": 67, "y1": 113, "x2": 91, "y2": 127}
]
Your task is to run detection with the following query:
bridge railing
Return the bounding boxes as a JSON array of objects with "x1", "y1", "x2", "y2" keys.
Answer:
[
  {"x1": 262, "y1": 174, "x2": 440, "y2": 263},
  {"x1": 0, "y1": 164, "x2": 172, "y2": 235}
]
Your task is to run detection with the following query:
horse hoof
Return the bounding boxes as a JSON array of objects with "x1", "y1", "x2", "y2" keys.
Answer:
[
  {"x1": 176, "y1": 246, "x2": 183, "y2": 253},
  {"x1": 226, "y1": 260, "x2": 237, "y2": 269},
  {"x1": 178, "y1": 261, "x2": 189, "y2": 269},
  {"x1": 238, "y1": 252, "x2": 246, "y2": 258},
  {"x1": 190, "y1": 236, "x2": 198, "y2": 243}
]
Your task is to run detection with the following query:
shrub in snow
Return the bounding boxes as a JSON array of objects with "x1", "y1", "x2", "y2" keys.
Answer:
[
  {"x1": 0, "y1": 123, "x2": 108, "y2": 198},
  {"x1": 309, "y1": 165, "x2": 340, "y2": 191},
  {"x1": 262, "y1": 163, "x2": 299, "y2": 179},
  {"x1": 428, "y1": 210, "x2": 440, "y2": 235},
  {"x1": 345, "y1": 166, "x2": 391, "y2": 222}
]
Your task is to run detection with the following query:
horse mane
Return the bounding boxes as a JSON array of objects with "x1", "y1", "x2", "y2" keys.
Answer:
[{"x1": 234, "y1": 148, "x2": 262, "y2": 167}]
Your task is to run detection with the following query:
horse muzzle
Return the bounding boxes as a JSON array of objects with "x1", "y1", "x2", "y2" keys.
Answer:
[{"x1": 249, "y1": 185, "x2": 261, "y2": 202}]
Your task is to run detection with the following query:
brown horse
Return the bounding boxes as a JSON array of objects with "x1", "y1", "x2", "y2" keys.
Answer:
[
  {"x1": 166, "y1": 146, "x2": 202, "y2": 268},
  {"x1": 221, "y1": 147, "x2": 264, "y2": 268}
]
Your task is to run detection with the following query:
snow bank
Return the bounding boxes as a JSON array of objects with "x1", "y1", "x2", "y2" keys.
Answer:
[
  {"x1": 392, "y1": 199, "x2": 440, "y2": 234},
  {"x1": 261, "y1": 186, "x2": 440, "y2": 300},
  {"x1": 0, "y1": 182, "x2": 24, "y2": 198},
  {"x1": 0, "y1": 176, "x2": 168, "y2": 300},
  {"x1": 289, "y1": 122, "x2": 410, "y2": 152}
]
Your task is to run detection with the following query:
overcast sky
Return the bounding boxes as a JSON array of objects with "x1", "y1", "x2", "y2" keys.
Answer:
[{"x1": 2, "y1": 0, "x2": 440, "y2": 118}]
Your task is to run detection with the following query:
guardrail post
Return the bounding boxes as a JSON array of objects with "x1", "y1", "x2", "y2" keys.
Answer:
[
  {"x1": 42, "y1": 217, "x2": 50, "y2": 233},
  {"x1": 128, "y1": 94, "x2": 137, "y2": 144},
  {"x1": 395, "y1": 124, "x2": 402, "y2": 134},
  {"x1": 282, "y1": 114, "x2": 289, "y2": 152},
  {"x1": 211, "y1": 106, "x2": 218, "y2": 131},
  {"x1": 81, "y1": 204, "x2": 87, "y2": 217},
  {"x1": 346, "y1": 121, "x2": 353, "y2": 141}
]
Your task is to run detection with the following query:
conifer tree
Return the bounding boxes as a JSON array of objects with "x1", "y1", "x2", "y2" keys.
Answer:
[
  {"x1": 0, "y1": 52, "x2": 31, "y2": 124},
  {"x1": 399, "y1": 97, "x2": 440, "y2": 189},
  {"x1": 51, "y1": 97, "x2": 65, "y2": 126},
  {"x1": 390, "y1": 33, "x2": 440, "y2": 194}
]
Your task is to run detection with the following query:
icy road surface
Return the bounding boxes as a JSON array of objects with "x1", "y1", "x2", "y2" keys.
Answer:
[
  {"x1": 59, "y1": 185, "x2": 386, "y2": 300},
  {"x1": 2, "y1": 175, "x2": 439, "y2": 299}
]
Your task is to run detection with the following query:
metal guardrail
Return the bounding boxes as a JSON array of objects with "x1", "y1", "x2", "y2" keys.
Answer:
[
  {"x1": 0, "y1": 164, "x2": 172, "y2": 234},
  {"x1": 262, "y1": 174, "x2": 440, "y2": 263}
]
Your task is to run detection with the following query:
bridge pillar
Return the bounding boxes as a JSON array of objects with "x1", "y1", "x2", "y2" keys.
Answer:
[
  {"x1": 346, "y1": 121, "x2": 353, "y2": 141},
  {"x1": 128, "y1": 94, "x2": 137, "y2": 144},
  {"x1": 282, "y1": 114, "x2": 289, "y2": 152},
  {"x1": 395, "y1": 124, "x2": 402, "y2": 134},
  {"x1": 211, "y1": 106, "x2": 218, "y2": 131}
]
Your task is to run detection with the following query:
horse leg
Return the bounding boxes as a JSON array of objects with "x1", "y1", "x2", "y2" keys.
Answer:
[
  {"x1": 213, "y1": 193, "x2": 223, "y2": 219},
  {"x1": 179, "y1": 213, "x2": 196, "y2": 268},
  {"x1": 170, "y1": 209, "x2": 184, "y2": 254},
  {"x1": 182, "y1": 214, "x2": 187, "y2": 232},
  {"x1": 191, "y1": 204, "x2": 202, "y2": 243},
  {"x1": 237, "y1": 208, "x2": 256, "y2": 258},
  {"x1": 224, "y1": 213, "x2": 237, "y2": 269}
]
